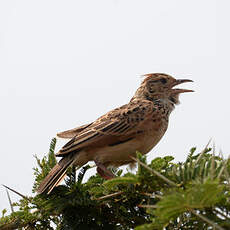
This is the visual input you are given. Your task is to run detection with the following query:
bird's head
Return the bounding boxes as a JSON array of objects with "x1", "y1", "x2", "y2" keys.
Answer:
[{"x1": 132, "y1": 73, "x2": 193, "y2": 105}]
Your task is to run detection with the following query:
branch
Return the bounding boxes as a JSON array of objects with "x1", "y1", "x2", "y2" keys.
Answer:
[
  {"x1": 0, "y1": 219, "x2": 30, "y2": 230},
  {"x1": 130, "y1": 156, "x2": 177, "y2": 187},
  {"x1": 5, "y1": 188, "x2": 14, "y2": 213},
  {"x1": 95, "y1": 191, "x2": 124, "y2": 200},
  {"x1": 2, "y1": 185, "x2": 29, "y2": 200}
]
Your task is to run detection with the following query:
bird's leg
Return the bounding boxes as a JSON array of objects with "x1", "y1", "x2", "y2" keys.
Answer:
[
  {"x1": 95, "y1": 161, "x2": 115, "y2": 180},
  {"x1": 97, "y1": 167, "x2": 114, "y2": 180}
]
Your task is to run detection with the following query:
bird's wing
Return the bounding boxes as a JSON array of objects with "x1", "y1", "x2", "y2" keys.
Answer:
[
  {"x1": 56, "y1": 100, "x2": 154, "y2": 156},
  {"x1": 57, "y1": 123, "x2": 92, "y2": 139}
]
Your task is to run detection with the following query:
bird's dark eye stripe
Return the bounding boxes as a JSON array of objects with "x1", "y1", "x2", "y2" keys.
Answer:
[
  {"x1": 148, "y1": 80, "x2": 158, "y2": 84},
  {"x1": 149, "y1": 78, "x2": 167, "y2": 84}
]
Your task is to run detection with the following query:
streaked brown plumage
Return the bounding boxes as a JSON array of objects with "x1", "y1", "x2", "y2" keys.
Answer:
[{"x1": 37, "y1": 73, "x2": 193, "y2": 194}]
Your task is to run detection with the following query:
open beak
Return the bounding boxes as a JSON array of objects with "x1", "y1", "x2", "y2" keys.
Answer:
[{"x1": 171, "y1": 79, "x2": 194, "y2": 93}]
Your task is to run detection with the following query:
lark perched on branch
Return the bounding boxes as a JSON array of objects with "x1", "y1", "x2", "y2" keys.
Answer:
[{"x1": 37, "y1": 73, "x2": 193, "y2": 194}]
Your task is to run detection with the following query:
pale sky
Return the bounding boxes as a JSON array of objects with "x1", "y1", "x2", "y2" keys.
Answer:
[{"x1": 1, "y1": 0, "x2": 229, "y2": 211}]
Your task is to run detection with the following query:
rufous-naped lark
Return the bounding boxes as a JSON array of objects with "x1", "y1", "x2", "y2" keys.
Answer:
[{"x1": 38, "y1": 73, "x2": 193, "y2": 194}]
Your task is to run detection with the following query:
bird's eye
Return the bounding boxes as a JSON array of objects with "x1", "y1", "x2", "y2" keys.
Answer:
[{"x1": 160, "y1": 78, "x2": 167, "y2": 84}]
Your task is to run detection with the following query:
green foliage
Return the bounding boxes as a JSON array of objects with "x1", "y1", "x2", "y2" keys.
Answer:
[
  {"x1": 32, "y1": 138, "x2": 57, "y2": 193},
  {"x1": 1, "y1": 140, "x2": 230, "y2": 230}
]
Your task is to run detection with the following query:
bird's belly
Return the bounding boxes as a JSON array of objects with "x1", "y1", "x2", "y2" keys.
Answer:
[
  {"x1": 91, "y1": 138, "x2": 141, "y2": 166},
  {"x1": 90, "y1": 128, "x2": 166, "y2": 167}
]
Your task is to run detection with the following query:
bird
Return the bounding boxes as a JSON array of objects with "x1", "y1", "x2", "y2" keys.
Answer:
[{"x1": 37, "y1": 73, "x2": 193, "y2": 194}]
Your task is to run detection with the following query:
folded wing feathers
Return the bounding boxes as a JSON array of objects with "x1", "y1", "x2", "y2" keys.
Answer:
[{"x1": 58, "y1": 120, "x2": 127, "y2": 155}]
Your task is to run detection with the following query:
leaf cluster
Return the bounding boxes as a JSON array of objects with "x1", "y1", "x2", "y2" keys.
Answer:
[
  {"x1": 33, "y1": 138, "x2": 57, "y2": 193},
  {"x1": 1, "y1": 140, "x2": 230, "y2": 230}
]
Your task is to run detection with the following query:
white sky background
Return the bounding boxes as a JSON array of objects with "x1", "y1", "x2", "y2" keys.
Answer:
[{"x1": 0, "y1": 0, "x2": 229, "y2": 211}]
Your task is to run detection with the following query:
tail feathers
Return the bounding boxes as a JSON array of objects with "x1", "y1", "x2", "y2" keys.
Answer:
[{"x1": 37, "y1": 155, "x2": 74, "y2": 194}]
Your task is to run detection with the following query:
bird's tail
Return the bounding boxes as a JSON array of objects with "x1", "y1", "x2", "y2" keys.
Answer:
[{"x1": 37, "y1": 154, "x2": 74, "y2": 194}]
